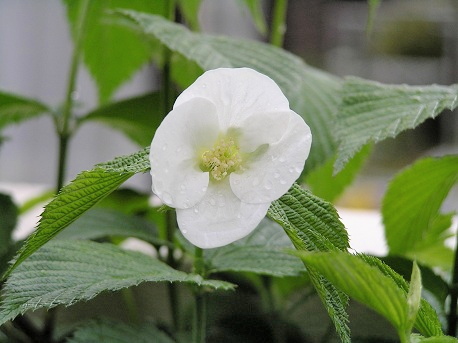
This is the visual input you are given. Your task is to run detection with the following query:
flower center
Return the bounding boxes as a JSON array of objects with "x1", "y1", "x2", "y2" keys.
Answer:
[{"x1": 201, "y1": 135, "x2": 242, "y2": 181}]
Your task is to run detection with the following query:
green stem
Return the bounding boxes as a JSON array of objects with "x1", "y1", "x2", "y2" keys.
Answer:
[
  {"x1": 447, "y1": 233, "x2": 458, "y2": 336},
  {"x1": 192, "y1": 247, "x2": 207, "y2": 343},
  {"x1": 270, "y1": 0, "x2": 288, "y2": 47}
]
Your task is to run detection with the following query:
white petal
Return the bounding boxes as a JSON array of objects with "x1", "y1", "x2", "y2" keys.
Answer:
[
  {"x1": 237, "y1": 110, "x2": 289, "y2": 153},
  {"x1": 174, "y1": 68, "x2": 290, "y2": 130},
  {"x1": 230, "y1": 111, "x2": 312, "y2": 203},
  {"x1": 176, "y1": 179, "x2": 270, "y2": 249},
  {"x1": 150, "y1": 97, "x2": 219, "y2": 209}
]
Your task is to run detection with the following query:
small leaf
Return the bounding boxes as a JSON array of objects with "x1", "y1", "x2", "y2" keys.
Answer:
[
  {"x1": 57, "y1": 208, "x2": 158, "y2": 244},
  {"x1": 299, "y1": 251, "x2": 410, "y2": 338},
  {"x1": 335, "y1": 77, "x2": 458, "y2": 172},
  {"x1": 0, "y1": 194, "x2": 17, "y2": 254},
  {"x1": 0, "y1": 91, "x2": 50, "y2": 130},
  {"x1": 80, "y1": 92, "x2": 162, "y2": 147},
  {"x1": 177, "y1": 0, "x2": 202, "y2": 31},
  {"x1": 206, "y1": 219, "x2": 305, "y2": 277},
  {"x1": 0, "y1": 240, "x2": 234, "y2": 325},
  {"x1": 117, "y1": 10, "x2": 342, "y2": 172},
  {"x1": 238, "y1": 0, "x2": 268, "y2": 35},
  {"x1": 64, "y1": 0, "x2": 166, "y2": 103},
  {"x1": 68, "y1": 318, "x2": 174, "y2": 343},
  {"x1": 267, "y1": 184, "x2": 351, "y2": 342},
  {"x1": 306, "y1": 144, "x2": 372, "y2": 202},
  {"x1": 407, "y1": 262, "x2": 422, "y2": 335},
  {"x1": 411, "y1": 333, "x2": 458, "y2": 343},
  {"x1": 3, "y1": 147, "x2": 151, "y2": 279},
  {"x1": 383, "y1": 156, "x2": 458, "y2": 259}
]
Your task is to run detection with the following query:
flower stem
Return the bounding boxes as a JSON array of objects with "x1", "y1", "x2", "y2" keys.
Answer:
[
  {"x1": 447, "y1": 233, "x2": 458, "y2": 336},
  {"x1": 270, "y1": 0, "x2": 288, "y2": 47},
  {"x1": 193, "y1": 247, "x2": 207, "y2": 343}
]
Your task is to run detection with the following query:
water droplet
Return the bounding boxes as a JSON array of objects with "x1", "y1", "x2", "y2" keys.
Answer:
[
  {"x1": 209, "y1": 198, "x2": 216, "y2": 206},
  {"x1": 279, "y1": 156, "x2": 286, "y2": 163},
  {"x1": 252, "y1": 177, "x2": 260, "y2": 186},
  {"x1": 176, "y1": 147, "x2": 182, "y2": 153},
  {"x1": 180, "y1": 184, "x2": 186, "y2": 191},
  {"x1": 194, "y1": 208, "x2": 199, "y2": 214},
  {"x1": 295, "y1": 165, "x2": 303, "y2": 173},
  {"x1": 182, "y1": 229, "x2": 188, "y2": 234},
  {"x1": 236, "y1": 213, "x2": 242, "y2": 219},
  {"x1": 202, "y1": 186, "x2": 208, "y2": 192},
  {"x1": 280, "y1": 179, "x2": 287, "y2": 185},
  {"x1": 273, "y1": 171, "x2": 281, "y2": 179},
  {"x1": 164, "y1": 168, "x2": 169, "y2": 174},
  {"x1": 162, "y1": 192, "x2": 173, "y2": 205},
  {"x1": 162, "y1": 144, "x2": 168, "y2": 151},
  {"x1": 201, "y1": 83, "x2": 207, "y2": 88},
  {"x1": 288, "y1": 167, "x2": 295, "y2": 173},
  {"x1": 265, "y1": 181, "x2": 273, "y2": 190}
]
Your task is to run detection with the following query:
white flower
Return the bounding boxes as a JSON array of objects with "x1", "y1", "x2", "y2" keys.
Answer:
[{"x1": 150, "y1": 68, "x2": 312, "y2": 249}]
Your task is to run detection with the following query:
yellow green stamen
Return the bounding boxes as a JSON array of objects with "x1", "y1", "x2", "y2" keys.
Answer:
[{"x1": 201, "y1": 135, "x2": 242, "y2": 181}]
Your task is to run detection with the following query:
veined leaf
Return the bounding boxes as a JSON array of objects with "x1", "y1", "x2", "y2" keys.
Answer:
[
  {"x1": 383, "y1": 156, "x2": 458, "y2": 259},
  {"x1": 68, "y1": 318, "x2": 174, "y2": 343},
  {"x1": 0, "y1": 240, "x2": 234, "y2": 325},
  {"x1": 64, "y1": 0, "x2": 166, "y2": 103},
  {"x1": 0, "y1": 91, "x2": 50, "y2": 130},
  {"x1": 360, "y1": 254, "x2": 443, "y2": 337},
  {"x1": 117, "y1": 10, "x2": 342, "y2": 172},
  {"x1": 79, "y1": 92, "x2": 162, "y2": 147},
  {"x1": 2, "y1": 147, "x2": 150, "y2": 279},
  {"x1": 306, "y1": 144, "x2": 372, "y2": 202},
  {"x1": 299, "y1": 251, "x2": 413, "y2": 339},
  {"x1": 411, "y1": 334, "x2": 458, "y2": 342},
  {"x1": 335, "y1": 77, "x2": 458, "y2": 172},
  {"x1": 57, "y1": 208, "x2": 158, "y2": 243},
  {"x1": 268, "y1": 184, "x2": 351, "y2": 342},
  {"x1": 406, "y1": 262, "x2": 422, "y2": 335},
  {"x1": 206, "y1": 219, "x2": 304, "y2": 277}
]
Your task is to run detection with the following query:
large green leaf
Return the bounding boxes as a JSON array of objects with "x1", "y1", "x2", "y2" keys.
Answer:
[
  {"x1": 299, "y1": 251, "x2": 415, "y2": 340},
  {"x1": 2, "y1": 147, "x2": 150, "y2": 279},
  {"x1": 64, "y1": 0, "x2": 166, "y2": 103},
  {"x1": 0, "y1": 240, "x2": 234, "y2": 325},
  {"x1": 205, "y1": 219, "x2": 305, "y2": 277},
  {"x1": 57, "y1": 208, "x2": 158, "y2": 243},
  {"x1": 268, "y1": 184, "x2": 351, "y2": 342},
  {"x1": 383, "y1": 156, "x2": 458, "y2": 260},
  {"x1": 79, "y1": 92, "x2": 162, "y2": 147},
  {"x1": 68, "y1": 318, "x2": 174, "y2": 343},
  {"x1": 0, "y1": 91, "x2": 50, "y2": 130},
  {"x1": 335, "y1": 77, "x2": 458, "y2": 172},
  {"x1": 360, "y1": 254, "x2": 443, "y2": 337},
  {"x1": 117, "y1": 10, "x2": 342, "y2": 172}
]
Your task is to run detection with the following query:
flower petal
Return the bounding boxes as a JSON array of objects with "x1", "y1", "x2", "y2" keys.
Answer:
[
  {"x1": 230, "y1": 111, "x2": 312, "y2": 203},
  {"x1": 174, "y1": 68, "x2": 290, "y2": 130},
  {"x1": 150, "y1": 97, "x2": 219, "y2": 209},
  {"x1": 176, "y1": 180, "x2": 270, "y2": 248}
]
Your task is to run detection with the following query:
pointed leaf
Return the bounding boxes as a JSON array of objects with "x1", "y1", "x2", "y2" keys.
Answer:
[
  {"x1": 206, "y1": 219, "x2": 305, "y2": 277},
  {"x1": 383, "y1": 156, "x2": 458, "y2": 256},
  {"x1": 411, "y1": 334, "x2": 458, "y2": 343},
  {"x1": 80, "y1": 92, "x2": 162, "y2": 147},
  {"x1": 0, "y1": 91, "x2": 50, "y2": 130},
  {"x1": 407, "y1": 262, "x2": 422, "y2": 335},
  {"x1": 3, "y1": 147, "x2": 150, "y2": 279},
  {"x1": 64, "y1": 0, "x2": 166, "y2": 103},
  {"x1": 267, "y1": 184, "x2": 351, "y2": 342},
  {"x1": 68, "y1": 318, "x2": 174, "y2": 343},
  {"x1": 0, "y1": 240, "x2": 234, "y2": 325},
  {"x1": 335, "y1": 77, "x2": 458, "y2": 171},
  {"x1": 117, "y1": 10, "x2": 342, "y2": 171}
]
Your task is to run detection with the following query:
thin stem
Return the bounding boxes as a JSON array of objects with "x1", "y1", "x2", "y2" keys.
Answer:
[
  {"x1": 55, "y1": 0, "x2": 90, "y2": 191},
  {"x1": 192, "y1": 247, "x2": 207, "y2": 343},
  {"x1": 270, "y1": 0, "x2": 288, "y2": 47},
  {"x1": 447, "y1": 234, "x2": 458, "y2": 336}
]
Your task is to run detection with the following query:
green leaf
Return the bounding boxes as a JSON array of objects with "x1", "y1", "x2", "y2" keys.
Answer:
[
  {"x1": 117, "y1": 10, "x2": 342, "y2": 171},
  {"x1": 177, "y1": 0, "x2": 202, "y2": 31},
  {"x1": 407, "y1": 262, "x2": 422, "y2": 335},
  {"x1": 239, "y1": 0, "x2": 268, "y2": 35},
  {"x1": 0, "y1": 240, "x2": 234, "y2": 325},
  {"x1": 80, "y1": 92, "x2": 162, "y2": 147},
  {"x1": 267, "y1": 184, "x2": 351, "y2": 342},
  {"x1": 205, "y1": 218, "x2": 305, "y2": 277},
  {"x1": 0, "y1": 91, "x2": 50, "y2": 130},
  {"x1": 299, "y1": 251, "x2": 412, "y2": 339},
  {"x1": 335, "y1": 77, "x2": 458, "y2": 172},
  {"x1": 57, "y1": 208, "x2": 158, "y2": 243},
  {"x1": 0, "y1": 194, "x2": 17, "y2": 255},
  {"x1": 383, "y1": 156, "x2": 458, "y2": 259},
  {"x1": 68, "y1": 318, "x2": 174, "y2": 343},
  {"x1": 306, "y1": 144, "x2": 372, "y2": 202},
  {"x1": 64, "y1": 0, "x2": 166, "y2": 103},
  {"x1": 360, "y1": 254, "x2": 444, "y2": 337},
  {"x1": 2, "y1": 147, "x2": 150, "y2": 279},
  {"x1": 411, "y1": 333, "x2": 458, "y2": 343}
]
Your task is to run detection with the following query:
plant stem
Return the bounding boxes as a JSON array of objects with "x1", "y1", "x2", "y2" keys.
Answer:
[
  {"x1": 270, "y1": 0, "x2": 288, "y2": 47},
  {"x1": 447, "y1": 233, "x2": 458, "y2": 336},
  {"x1": 192, "y1": 247, "x2": 207, "y2": 343}
]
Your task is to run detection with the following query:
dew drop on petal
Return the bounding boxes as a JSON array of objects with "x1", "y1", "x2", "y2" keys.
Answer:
[
  {"x1": 273, "y1": 171, "x2": 280, "y2": 179},
  {"x1": 279, "y1": 156, "x2": 286, "y2": 163},
  {"x1": 295, "y1": 165, "x2": 303, "y2": 173},
  {"x1": 202, "y1": 186, "x2": 208, "y2": 192},
  {"x1": 162, "y1": 192, "x2": 173, "y2": 205},
  {"x1": 162, "y1": 144, "x2": 167, "y2": 151},
  {"x1": 288, "y1": 167, "x2": 295, "y2": 173},
  {"x1": 265, "y1": 181, "x2": 273, "y2": 190},
  {"x1": 209, "y1": 198, "x2": 216, "y2": 206},
  {"x1": 182, "y1": 229, "x2": 188, "y2": 234},
  {"x1": 280, "y1": 179, "x2": 287, "y2": 185},
  {"x1": 194, "y1": 208, "x2": 199, "y2": 214}
]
